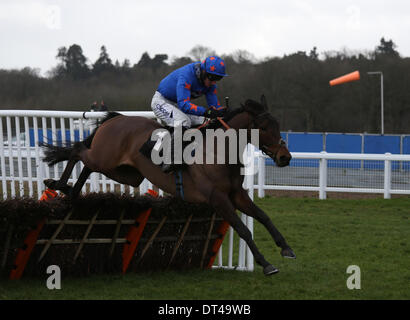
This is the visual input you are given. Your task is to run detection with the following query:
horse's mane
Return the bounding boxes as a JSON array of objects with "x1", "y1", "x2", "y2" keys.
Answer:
[
  {"x1": 99, "y1": 111, "x2": 122, "y2": 126},
  {"x1": 82, "y1": 112, "x2": 122, "y2": 148}
]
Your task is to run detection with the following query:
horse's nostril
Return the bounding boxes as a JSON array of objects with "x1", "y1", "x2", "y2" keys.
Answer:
[
  {"x1": 279, "y1": 155, "x2": 291, "y2": 166},
  {"x1": 280, "y1": 156, "x2": 288, "y2": 163}
]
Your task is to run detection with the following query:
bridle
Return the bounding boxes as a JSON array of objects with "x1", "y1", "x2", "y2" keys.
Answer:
[
  {"x1": 197, "y1": 108, "x2": 288, "y2": 160},
  {"x1": 260, "y1": 139, "x2": 287, "y2": 159},
  {"x1": 251, "y1": 112, "x2": 287, "y2": 160}
]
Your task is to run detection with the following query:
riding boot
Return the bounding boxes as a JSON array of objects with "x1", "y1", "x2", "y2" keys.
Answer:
[
  {"x1": 160, "y1": 130, "x2": 175, "y2": 173},
  {"x1": 160, "y1": 127, "x2": 187, "y2": 173}
]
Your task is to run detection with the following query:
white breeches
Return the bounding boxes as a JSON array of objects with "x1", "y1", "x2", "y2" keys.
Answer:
[{"x1": 151, "y1": 91, "x2": 205, "y2": 128}]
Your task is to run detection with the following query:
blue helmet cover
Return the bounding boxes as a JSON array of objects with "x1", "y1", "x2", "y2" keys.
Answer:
[{"x1": 200, "y1": 56, "x2": 228, "y2": 77}]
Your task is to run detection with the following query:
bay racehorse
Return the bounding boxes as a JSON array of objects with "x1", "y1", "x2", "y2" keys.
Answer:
[{"x1": 41, "y1": 95, "x2": 296, "y2": 275}]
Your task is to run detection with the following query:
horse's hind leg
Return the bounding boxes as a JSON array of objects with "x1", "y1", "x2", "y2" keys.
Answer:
[
  {"x1": 232, "y1": 188, "x2": 296, "y2": 259},
  {"x1": 44, "y1": 141, "x2": 84, "y2": 192},
  {"x1": 44, "y1": 158, "x2": 78, "y2": 193},
  {"x1": 108, "y1": 165, "x2": 145, "y2": 188},
  {"x1": 67, "y1": 165, "x2": 144, "y2": 198}
]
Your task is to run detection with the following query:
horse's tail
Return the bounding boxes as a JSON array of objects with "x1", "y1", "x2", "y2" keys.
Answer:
[{"x1": 41, "y1": 112, "x2": 122, "y2": 166}]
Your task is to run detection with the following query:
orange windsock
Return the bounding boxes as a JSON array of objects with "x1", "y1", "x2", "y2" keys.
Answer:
[{"x1": 329, "y1": 71, "x2": 360, "y2": 86}]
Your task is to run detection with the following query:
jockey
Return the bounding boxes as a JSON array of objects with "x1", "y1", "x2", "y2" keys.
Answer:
[{"x1": 151, "y1": 55, "x2": 228, "y2": 172}]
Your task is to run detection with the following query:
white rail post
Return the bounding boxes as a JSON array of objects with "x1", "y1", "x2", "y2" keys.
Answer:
[
  {"x1": 319, "y1": 151, "x2": 327, "y2": 200},
  {"x1": 86, "y1": 119, "x2": 100, "y2": 193},
  {"x1": 257, "y1": 152, "x2": 265, "y2": 198},
  {"x1": 78, "y1": 118, "x2": 87, "y2": 194},
  {"x1": 24, "y1": 117, "x2": 34, "y2": 197},
  {"x1": 228, "y1": 227, "x2": 234, "y2": 268},
  {"x1": 139, "y1": 179, "x2": 149, "y2": 195},
  {"x1": 246, "y1": 174, "x2": 254, "y2": 271},
  {"x1": 6, "y1": 117, "x2": 15, "y2": 198},
  {"x1": 33, "y1": 117, "x2": 45, "y2": 198},
  {"x1": 15, "y1": 117, "x2": 24, "y2": 196},
  {"x1": 245, "y1": 145, "x2": 255, "y2": 271},
  {"x1": 239, "y1": 145, "x2": 252, "y2": 269},
  {"x1": 0, "y1": 118, "x2": 7, "y2": 199},
  {"x1": 384, "y1": 153, "x2": 392, "y2": 199},
  {"x1": 51, "y1": 117, "x2": 58, "y2": 180}
]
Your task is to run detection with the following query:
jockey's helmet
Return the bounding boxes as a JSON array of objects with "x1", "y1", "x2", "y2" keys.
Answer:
[{"x1": 201, "y1": 56, "x2": 228, "y2": 80}]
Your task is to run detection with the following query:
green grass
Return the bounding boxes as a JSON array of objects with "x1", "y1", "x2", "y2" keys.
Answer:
[{"x1": 1, "y1": 196, "x2": 409, "y2": 300}]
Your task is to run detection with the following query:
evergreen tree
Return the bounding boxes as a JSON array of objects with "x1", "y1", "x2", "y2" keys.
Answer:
[
  {"x1": 137, "y1": 52, "x2": 152, "y2": 68},
  {"x1": 376, "y1": 37, "x2": 400, "y2": 57},
  {"x1": 93, "y1": 45, "x2": 114, "y2": 75},
  {"x1": 136, "y1": 52, "x2": 168, "y2": 70},
  {"x1": 55, "y1": 44, "x2": 90, "y2": 79},
  {"x1": 151, "y1": 54, "x2": 168, "y2": 69},
  {"x1": 170, "y1": 56, "x2": 193, "y2": 68},
  {"x1": 122, "y1": 59, "x2": 131, "y2": 69}
]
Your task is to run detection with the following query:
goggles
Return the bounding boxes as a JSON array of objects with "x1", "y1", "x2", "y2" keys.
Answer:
[{"x1": 206, "y1": 73, "x2": 223, "y2": 82}]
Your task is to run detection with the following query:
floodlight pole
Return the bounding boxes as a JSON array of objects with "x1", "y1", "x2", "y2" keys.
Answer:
[{"x1": 367, "y1": 71, "x2": 384, "y2": 135}]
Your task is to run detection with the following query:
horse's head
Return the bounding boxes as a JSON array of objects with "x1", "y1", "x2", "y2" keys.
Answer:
[{"x1": 243, "y1": 95, "x2": 292, "y2": 167}]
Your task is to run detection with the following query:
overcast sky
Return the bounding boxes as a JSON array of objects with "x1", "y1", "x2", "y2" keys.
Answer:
[{"x1": 1, "y1": 0, "x2": 409, "y2": 75}]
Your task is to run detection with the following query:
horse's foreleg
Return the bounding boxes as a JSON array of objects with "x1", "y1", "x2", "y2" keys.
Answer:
[
  {"x1": 210, "y1": 189, "x2": 279, "y2": 275},
  {"x1": 232, "y1": 188, "x2": 296, "y2": 259}
]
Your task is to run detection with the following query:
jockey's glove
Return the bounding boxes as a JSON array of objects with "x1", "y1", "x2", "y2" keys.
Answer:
[{"x1": 204, "y1": 108, "x2": 226, "y2": 119}]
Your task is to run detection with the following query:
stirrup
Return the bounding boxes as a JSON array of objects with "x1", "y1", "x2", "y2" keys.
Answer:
[{"x1": 161, "y1": 163, "x2": 174, "y2": 173}]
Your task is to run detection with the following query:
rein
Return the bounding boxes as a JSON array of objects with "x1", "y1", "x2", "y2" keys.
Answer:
[
  {"x1": 197, "y1": 111, "x2": 286, "y2": 160},
  {"x1": 196, "y1": 117, "x2": 230, "y2": 130}
]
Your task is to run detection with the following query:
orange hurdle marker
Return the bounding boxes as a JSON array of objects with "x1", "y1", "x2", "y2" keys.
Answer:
[
  {"x1": 206, "y1": 220, "x2": 231, "y2": 269},
  {"x1": 9, "y1": 188, "x2": 58, "y2": 280},
  {"x1": 329, "y1": 70, "x2": 360, "y2": 86},
  {"x1": 122, "y1": 189, "x2": 159, "y2": 274}
]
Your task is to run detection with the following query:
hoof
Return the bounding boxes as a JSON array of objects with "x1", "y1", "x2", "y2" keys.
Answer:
[
  {"x1": 263, "y1": 265, "x2": 279, "y2": 276},
  {"x1": 44, "y1": 179, "x2": 57, "y2": 189},
  {"x1": 281, "y1": 247, "x2": 296, "y2": 259},
  {"x1": 60, "y1": 185, "x2": 73, "y2": 197}
]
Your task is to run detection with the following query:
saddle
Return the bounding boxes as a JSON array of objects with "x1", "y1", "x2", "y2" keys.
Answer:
[
  {"x1": 139, "y1": 118, "x2": 228, "y2": 171},
  {"x1": 139, "y1": 125, "x2": 195, "y2": 200},
  {"x1": 139, "y1": 125, "x2": 192, "y2": 172},
  {"x1": 139, "y1": 120, "x2": 216, "y2": 162},
  {"x1": 138, "y1": 118, "x2": 228, "y2": 199}
]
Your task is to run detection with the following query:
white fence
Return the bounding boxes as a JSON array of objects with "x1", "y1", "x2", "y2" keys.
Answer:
[
  {"x1": 0, "y1": 110, "x2": 155, "y2": 198},
  {"x1": 254, "y1": 151, "x2": 410, "y2": 199}
]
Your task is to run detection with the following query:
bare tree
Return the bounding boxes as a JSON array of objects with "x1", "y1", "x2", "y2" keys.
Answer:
[
  {"x1": 230, "y1": 49, "x2": 257, "y2": 64},
  {"x1": 187, "y1": 45, "x2": 216, "y2": 61}
]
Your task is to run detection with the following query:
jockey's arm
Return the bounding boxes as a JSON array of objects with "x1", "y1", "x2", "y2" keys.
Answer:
[
  {"x1": 176, "y1": 76, "x2": 206, "y2": 116},
  {"x1": 205, "y1": 85, "x2": 223, "y2": 110}
]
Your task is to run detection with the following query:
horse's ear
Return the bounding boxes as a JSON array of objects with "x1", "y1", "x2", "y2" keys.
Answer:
[{"x1": 260, "y1": 94, "x2": 268, "y2": 110}]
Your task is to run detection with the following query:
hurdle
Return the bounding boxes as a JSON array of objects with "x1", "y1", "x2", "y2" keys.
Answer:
[{"x1": 0, "y1": 190, "x2": 230, "y2": 278}]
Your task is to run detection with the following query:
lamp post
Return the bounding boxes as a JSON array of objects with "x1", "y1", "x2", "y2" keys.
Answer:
[{"x1": 367, "y1": 71, "x2": 384, "y2": 135}]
